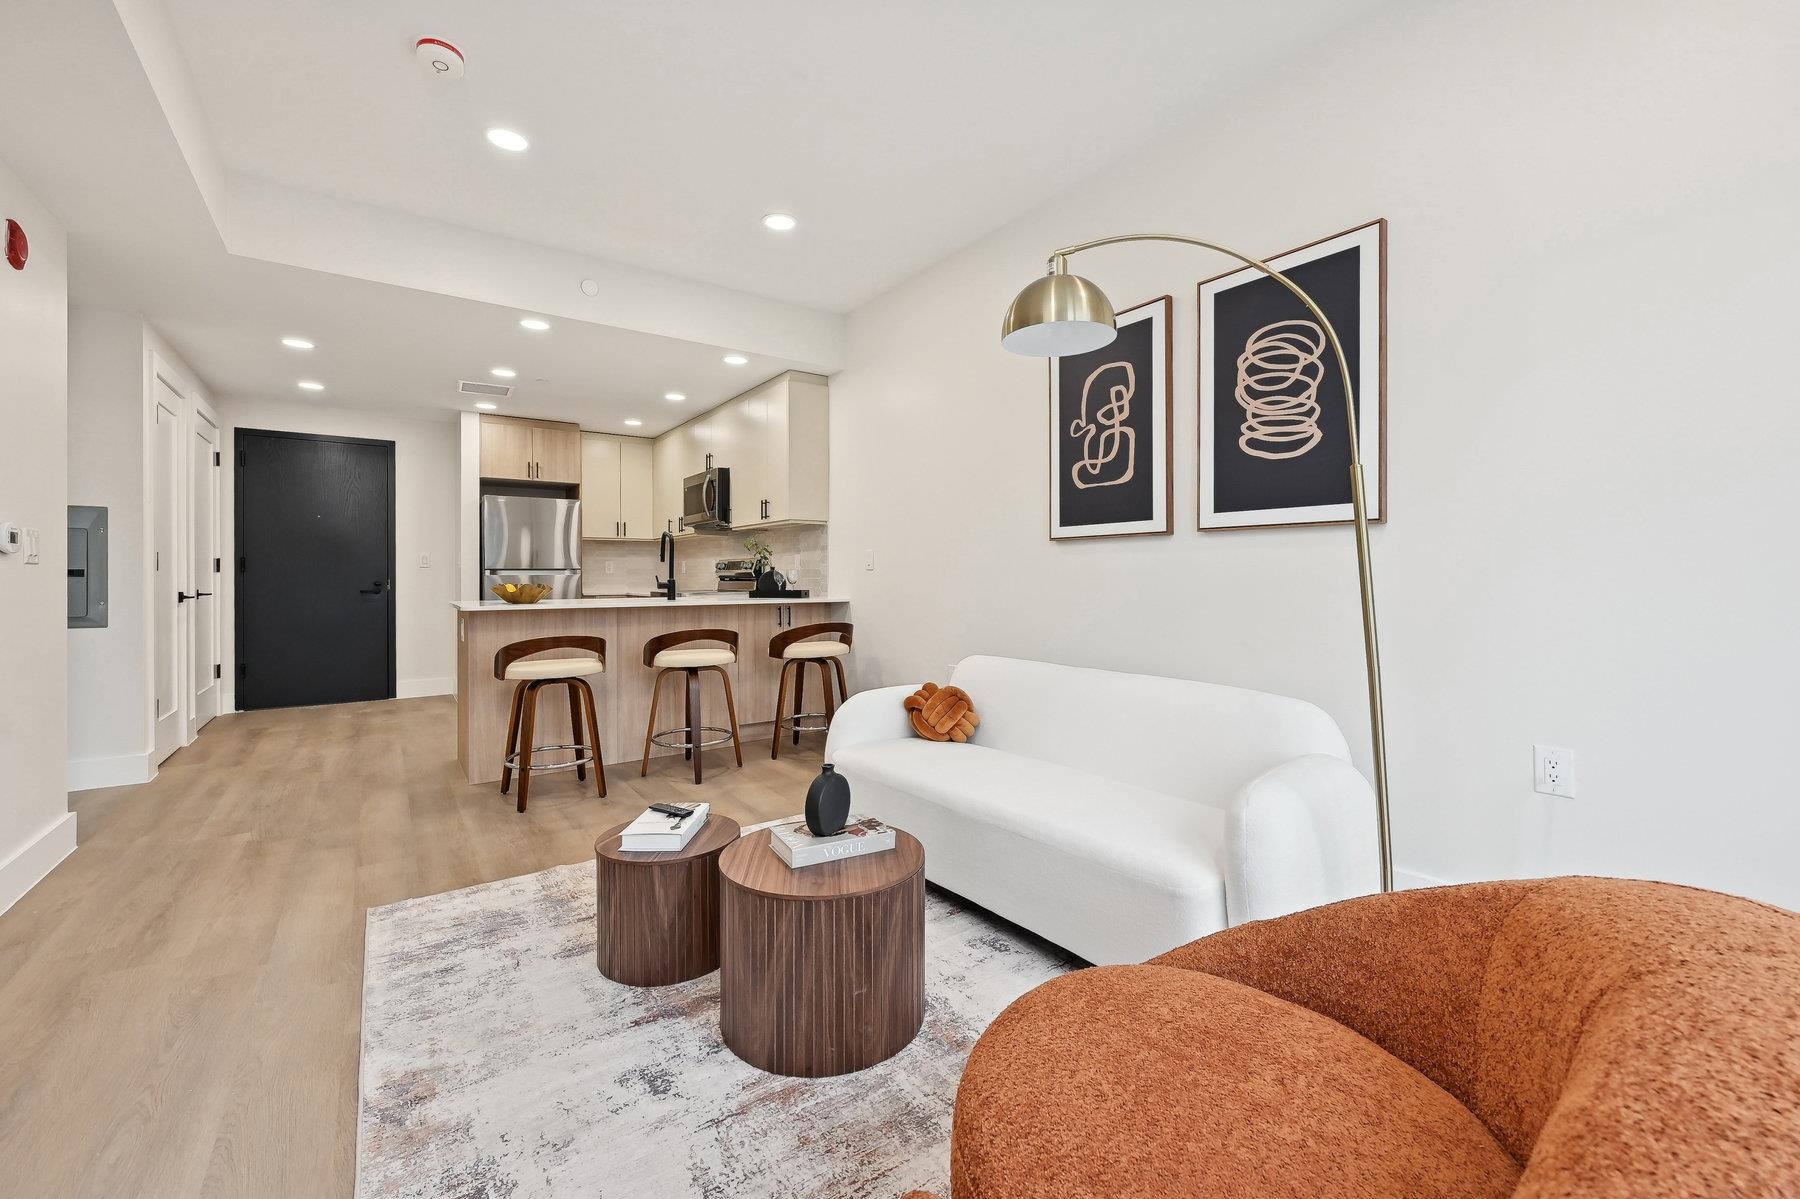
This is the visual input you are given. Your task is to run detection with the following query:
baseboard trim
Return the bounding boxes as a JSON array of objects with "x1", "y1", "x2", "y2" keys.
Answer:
[
  {"x1": 0, "y1": 812, "x2": 77, "y2": 916},
  {"x1": 398, "y1": 677, "x2": 454, "y2": 699},
  {"x1": 67, "y1": 752, "x2": 155, "y2": 792},
  {"x1": 1395, "y1": 867, "x2": 1453, "y2": 891}
]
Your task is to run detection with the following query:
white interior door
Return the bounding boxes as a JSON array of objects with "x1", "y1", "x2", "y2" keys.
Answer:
[
  {"x1": 188, "y1": 405, "x2": 222, "y2": 734},
  {"x1": 152, "y1": 377, "x2": 185, "y2": 764}
]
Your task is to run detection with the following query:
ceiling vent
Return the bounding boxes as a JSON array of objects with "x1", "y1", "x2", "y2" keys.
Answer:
[{"x1": 459, "y1": 380, "x2": 512, "y2": 397}]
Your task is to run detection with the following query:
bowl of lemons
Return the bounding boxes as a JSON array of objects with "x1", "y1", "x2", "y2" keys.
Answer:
[{"x1": 490, "y1": 582, "x2": 554, "y2": 604}]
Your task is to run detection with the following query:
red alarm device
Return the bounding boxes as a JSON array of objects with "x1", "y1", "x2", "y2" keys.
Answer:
[{"x1": 4, "y1": 219, "x2": 25, "y2": 270}]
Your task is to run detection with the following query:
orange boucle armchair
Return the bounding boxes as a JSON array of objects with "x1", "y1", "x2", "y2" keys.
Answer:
[{"x1": 917, "y1": 877, "x2": 1800, "y2": 1198}]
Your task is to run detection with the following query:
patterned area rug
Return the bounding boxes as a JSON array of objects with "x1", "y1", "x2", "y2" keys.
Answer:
[{"x1": 357, "y1": 857, "x2": 1076, "y2": 1198}]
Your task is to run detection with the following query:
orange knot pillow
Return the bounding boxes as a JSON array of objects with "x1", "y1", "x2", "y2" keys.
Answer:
[{"x1": 904, "y1": 682, "x2": 979, "y2": 743}]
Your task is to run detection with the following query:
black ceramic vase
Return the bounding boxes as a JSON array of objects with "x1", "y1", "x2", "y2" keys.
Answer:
[{"x1": 804, "y1": 763, "x2": 851, "y2": 836}]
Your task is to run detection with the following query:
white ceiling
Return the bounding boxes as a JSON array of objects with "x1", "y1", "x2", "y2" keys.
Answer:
[
  {"x1": 4, "y1": 0, "x2": 1395, "y2": 428},
  {"x1": 162, "y1": 0, "x2": 1395, "y2": 311}
]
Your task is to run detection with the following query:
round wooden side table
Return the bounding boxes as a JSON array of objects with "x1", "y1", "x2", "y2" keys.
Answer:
[
  {"x1": 594, "y1": 814, "x2": 740, "y2": 986},
  {"x1": 718, "y1": 826, "x2": 925, "y2": 1077}
]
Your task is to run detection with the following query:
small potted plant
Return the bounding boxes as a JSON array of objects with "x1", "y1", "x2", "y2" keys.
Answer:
[{"x1": 743, "y1": 537, "x2": 774, "y2": 577}]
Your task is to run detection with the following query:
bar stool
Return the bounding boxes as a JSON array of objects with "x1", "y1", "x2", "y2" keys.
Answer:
[
  {"x1": 639, "y1": 629, "x2": 744, "y2": 785},
  {"x1": 496, "y1": 635, "x2": 606, "y2": 813},
  {"x1": 770, "y1": 622, "x2": 853, "y2": 759}
]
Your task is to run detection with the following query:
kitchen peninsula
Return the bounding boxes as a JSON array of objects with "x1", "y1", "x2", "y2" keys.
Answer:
[{"x1": 452, "y1": 594, "x2": 850, "y2": 785}]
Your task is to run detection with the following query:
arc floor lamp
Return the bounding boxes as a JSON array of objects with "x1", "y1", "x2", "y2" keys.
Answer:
[{"x1": 1002, "y1": 234, "x2": 1393, "y2": 892}]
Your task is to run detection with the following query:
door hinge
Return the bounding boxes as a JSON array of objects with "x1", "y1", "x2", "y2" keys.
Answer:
[
  {"x1": 213, "y1": 450, "x2": 221, "y2": 467},
  {"x1": 214, "y1": 663, "x2": 221, "y2": 680}
]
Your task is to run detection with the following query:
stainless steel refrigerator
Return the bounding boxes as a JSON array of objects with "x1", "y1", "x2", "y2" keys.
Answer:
[{"x1": 480, "y1": 495, "x2": 582, "y2": 599}]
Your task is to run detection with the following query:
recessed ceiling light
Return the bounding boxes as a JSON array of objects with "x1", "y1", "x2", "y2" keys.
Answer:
[
  {"x1": 761, "y1": 213, "x2": 798, "y2": 232},
  {"x1": 281, "y1": 337, "x2": 315, "y2": 350},
  {"x1": 297, "y1": 380, "x2": 324, "y2": 391},
  {"x1": 623, "y1": 419, "x2": 643, "y2": 427},
  {"x1": 474, "y1": 401, "x2": 499, "y2": 411},
  {"x1": 664, "y1": 392, "x2": 686, "y2": 402},
  {"x1": 722, "y1": 354, "x2": 748, "y2": 366},
  {"x1": 490, "y1": 367, "x2": 517, "y2": 378},
  {"x1": 519, "y1": 317, "x2": 551, "y2": 331},
  {"x1": 486, "y1": 128, "x2": 529, "y2": 152}
]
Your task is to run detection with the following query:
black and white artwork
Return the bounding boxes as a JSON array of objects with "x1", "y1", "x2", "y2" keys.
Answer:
[
  {"x1": 1197, "y1": 220, "x2": 1386, "y2": 530},
  {"x1": 1048, "y1": 296, "x2": 1171, "y2": 540}
]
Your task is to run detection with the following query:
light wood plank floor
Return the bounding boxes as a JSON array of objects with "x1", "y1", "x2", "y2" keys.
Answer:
[{"x1": 0, "y1": 696, "x2": 822, "y2": 1197}]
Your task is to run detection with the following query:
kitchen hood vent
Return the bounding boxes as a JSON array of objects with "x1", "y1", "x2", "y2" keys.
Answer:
[{"x1": 459, "y1": 380, "x2": 512, "y2": 397}]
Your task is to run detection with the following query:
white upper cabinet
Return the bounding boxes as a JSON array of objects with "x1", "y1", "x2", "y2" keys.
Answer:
[
  {"x1": 582, "y1": 432, "x2": 656, "y2": 540},
  {"x1": 645, "y1": 370, "x2": 829, "y2": 536},
  {"x1": 739, "y1": 372, "x2": 829, "y2": 527}
]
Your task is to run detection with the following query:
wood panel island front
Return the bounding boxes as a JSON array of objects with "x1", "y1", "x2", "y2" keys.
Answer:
[{"x1": 452, "y1": 595, "x2": 850, "y2": 785}]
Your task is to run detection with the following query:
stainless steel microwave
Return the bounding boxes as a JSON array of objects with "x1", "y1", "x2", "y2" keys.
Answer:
[{"x1": 681, "y1": 467, "x2": 731, "y2": 531}]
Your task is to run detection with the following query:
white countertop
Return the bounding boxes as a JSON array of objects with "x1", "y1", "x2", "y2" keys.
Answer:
[{"x1": 451, "y1": 593, "x2": 849, "y2": 613}]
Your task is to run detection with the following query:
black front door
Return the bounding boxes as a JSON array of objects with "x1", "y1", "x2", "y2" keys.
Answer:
[{"x1": 235, "y1": 429, "x2": 395, "y2": 710}]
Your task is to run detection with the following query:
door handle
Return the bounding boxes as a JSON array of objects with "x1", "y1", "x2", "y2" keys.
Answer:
[
  {"x1": 359, "y1": 581, "x2": 385, "y2": 595},
  {"x1": 195, "y1": 591, "x2": 213, "y2": 598},
  {"x1": 177, "y1": 591, "x2": 195, "y2": 603}
]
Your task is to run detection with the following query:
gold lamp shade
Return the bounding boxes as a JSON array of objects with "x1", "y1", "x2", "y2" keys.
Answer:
[{"x1": 1000, "y1": 271, "x2": 1118, "y2": 357}]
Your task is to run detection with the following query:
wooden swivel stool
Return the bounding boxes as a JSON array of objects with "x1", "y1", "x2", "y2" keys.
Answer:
[
  {"x1": 497, "y1": 635, "x2": 606, "y2": 813},
  {"x1": 639, "y1": 629, "x2": 744, "y2": 785},
  {"x1": 770, "y1": 622, "x2": 852, "y2": 759}
]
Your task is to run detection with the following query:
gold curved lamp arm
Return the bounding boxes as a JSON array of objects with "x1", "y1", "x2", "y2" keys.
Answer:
[{"x1": 1050, "y1": 233, "x2": 1392, "y2": 892}]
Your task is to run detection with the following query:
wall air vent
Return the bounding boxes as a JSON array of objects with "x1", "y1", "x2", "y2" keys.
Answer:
[{"x1": 459, "y1": 380, "x2": 512, "y2": 397}]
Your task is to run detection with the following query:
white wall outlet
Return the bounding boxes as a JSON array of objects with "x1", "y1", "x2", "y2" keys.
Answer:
[
  {"x1": 604, "y1": 561, "x2": 614, "y2": 575},
  {"x1": 1533, "y1": 744, "x2": 1576, "y2": 798},
  {"x1": 418, "y1": 553, "x2": 431, "y2": 568}
]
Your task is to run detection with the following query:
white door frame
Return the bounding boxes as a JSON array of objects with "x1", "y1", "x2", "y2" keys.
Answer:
[
  {"x1": 187, "y1": 398, "x2": 223, "y2": 737},
  {"x1": 150, "y1": 368, "x2": 186, "y2": 765}
]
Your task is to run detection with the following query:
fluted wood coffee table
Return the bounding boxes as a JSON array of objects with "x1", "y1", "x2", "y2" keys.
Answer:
[
  {"x1": 594, "y1": 814, "x2": 740, "y2": 986},
  {"x1": 718, "y1": 826, "x2": 925, "y2": 1077}
]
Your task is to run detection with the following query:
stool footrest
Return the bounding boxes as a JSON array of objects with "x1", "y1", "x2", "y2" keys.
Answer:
[
  {"x1": 778, "y1": 712, "x2": 832, "y2": 733},
  {"x1": 650, "y1": 725, "x2": 737, "y2": 752},
  {"x1": 504, "y1": 743, "x2": 596, "y2": 774}
]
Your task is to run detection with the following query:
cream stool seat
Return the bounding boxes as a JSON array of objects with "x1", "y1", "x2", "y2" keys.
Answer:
[
  {"x1": 652, "y1": 646, "x2": 736, "y2": 670},
  {"x1": 781, "y1": 640, "x2": 851, "y2": 660},
  {"x1": 505, "y1": 657, "x2": 607, "y2": 680}
]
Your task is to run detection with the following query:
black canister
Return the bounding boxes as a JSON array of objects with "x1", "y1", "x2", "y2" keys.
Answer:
[{"x1": 804, "y1": 763, "x2": 851, "y2": 836}]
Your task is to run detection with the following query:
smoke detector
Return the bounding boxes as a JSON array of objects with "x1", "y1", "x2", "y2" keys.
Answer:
[{"x1": 416, "y1": 38, "x2": 464, "y2": 79}]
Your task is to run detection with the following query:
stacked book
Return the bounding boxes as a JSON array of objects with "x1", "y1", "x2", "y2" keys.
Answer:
[
  {"x1": 769, "y1": 815, "x2": 895, "y2": 869},
  {"x1": 617, "y1": 802, "x2": 710, "y2": 852}
]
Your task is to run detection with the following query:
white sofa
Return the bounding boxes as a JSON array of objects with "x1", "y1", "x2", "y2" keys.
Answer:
[{"x1": 824, "y1": 655, "x2": 1379, "y2": 965}]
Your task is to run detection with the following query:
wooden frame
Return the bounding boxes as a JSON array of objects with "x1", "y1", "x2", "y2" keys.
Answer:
[
  {"x1": 1048, "y1": 295, "x2": 1174, "y2": 541},
  {"x1": 1196, "y1": 219, "x2": 1387, "y2": 531}
]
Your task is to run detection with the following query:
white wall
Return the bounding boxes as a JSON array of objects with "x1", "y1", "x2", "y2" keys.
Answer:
[
  {"x1": 217, "y1": 399, "x2": 460, "y2": 700},
  {"x1": 0, "y1": 153, "x2": 75, "y2": 913},
  {"x1": 829, "y1": 0, "x2": 1800, "y2": 908},
  {"x1": 66, "y1": 306, "x2": 152, "y2": 786}
]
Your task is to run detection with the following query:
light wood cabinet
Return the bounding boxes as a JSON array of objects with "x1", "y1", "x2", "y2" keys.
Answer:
[
  {"x1": 581, "y1": 432, "x2": 656, "y2": 540},
  {"x1": 480, "y1": 415, "x2": 582, "y2": 483}
]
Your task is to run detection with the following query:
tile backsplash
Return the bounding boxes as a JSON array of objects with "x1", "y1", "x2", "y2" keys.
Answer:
[{"x1": 580, "y1": 524, "x2": 827, "y2": 595}]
